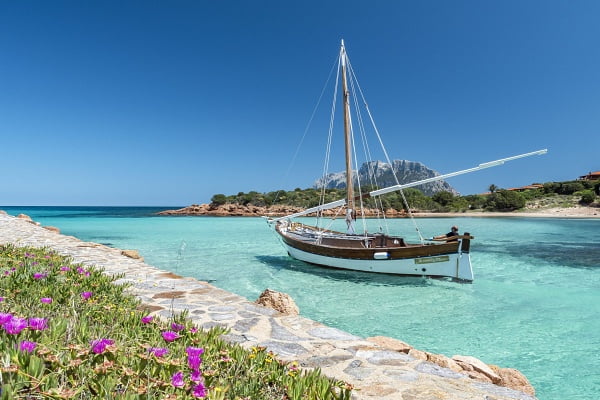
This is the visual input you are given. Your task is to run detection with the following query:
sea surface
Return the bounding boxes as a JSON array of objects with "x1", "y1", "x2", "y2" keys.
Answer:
[{"x1": 2, "y1": 206, "x2": 599, "y2": 400}]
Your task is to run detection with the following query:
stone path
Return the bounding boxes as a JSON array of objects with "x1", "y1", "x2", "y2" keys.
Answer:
[{"x1": 0, "y1": 212, "x2": 536, "y2": 400}]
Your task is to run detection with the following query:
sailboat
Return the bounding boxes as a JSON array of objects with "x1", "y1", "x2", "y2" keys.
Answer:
[{"x1": 266, "y1": 40, "x2": 546, "y2": 282}]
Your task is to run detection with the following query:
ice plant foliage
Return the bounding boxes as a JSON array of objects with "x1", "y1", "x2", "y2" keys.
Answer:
[{"x1": 0, "y1": 244, "x2": 352, "y2": 399}]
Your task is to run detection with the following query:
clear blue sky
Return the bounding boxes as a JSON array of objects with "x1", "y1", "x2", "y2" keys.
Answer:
[{"x1": 1, "y1": 1, "x2": 598, "y2": 206}]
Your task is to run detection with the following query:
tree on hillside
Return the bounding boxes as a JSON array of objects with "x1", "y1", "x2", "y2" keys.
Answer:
[
  {"x1": 210, "y1": 194, "x2": 227, "y2": 206},
  {"x1": 488, "y1": 184, "x2": 499, "y2": 193},
  {"x1": 432, "y1": 191, "x2": 455, "y2": 207},
  {"x1": 580, "y1": 190, "x2": 596, "y2": 205},
  {"x1": 485, "y1": 190, "x2": 525, "y2": 211},
  {"x1": 558, "y1": 181, "x2": 585, "y2": 195},
  {"x1": 463, "y1": 194, "x2": 487, "y2": 210}
]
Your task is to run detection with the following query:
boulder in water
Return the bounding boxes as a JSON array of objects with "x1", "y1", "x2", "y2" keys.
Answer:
[{"x1": 255, "y1": 289, "x2": 299, "y2": 315}]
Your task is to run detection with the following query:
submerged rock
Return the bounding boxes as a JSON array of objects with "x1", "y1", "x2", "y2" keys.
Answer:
[
  {"x1": 490, "y1": 365, "x2": 536, "y2": 396},
  {"x1": 367, "y1": 336, "x2": 535, "y2": 396},
  {"x1": 121, "y1": 249, "x2": 144, "y2": 262},
  {"x1": 366, "y1": 336, "x2": 413, "y2": 353},
  {"x1": 453, "y1": 354, "x2": 502, "y2": 384},
  {"x1": 17, "y1": 213, "x2": 40, "y2": 226},
  {"x1": 255, "y1": 288, "x2": 299, "y2": 315}
]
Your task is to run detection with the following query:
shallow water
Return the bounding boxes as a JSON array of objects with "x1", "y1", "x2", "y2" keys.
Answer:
[{"x1": 2, "y1": 206, "x2": 599, "y2": 400}]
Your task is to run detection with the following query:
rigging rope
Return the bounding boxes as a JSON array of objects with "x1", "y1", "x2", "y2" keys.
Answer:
[
  {"x1": 347, "y1": 60, "x2": 426, "y2": 243},
  {"x1": 273, "y1": 56, "x2": 339, "y2": 208}
]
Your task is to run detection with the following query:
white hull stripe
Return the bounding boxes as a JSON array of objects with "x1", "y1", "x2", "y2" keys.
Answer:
[{"x1": 283, "y1": 243, "x2": 474, "y2": 281}]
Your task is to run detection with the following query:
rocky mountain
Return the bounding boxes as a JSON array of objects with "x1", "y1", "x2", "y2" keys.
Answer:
[{"x1": 313, "y1": 160, "x2": 458, "y2": 196}]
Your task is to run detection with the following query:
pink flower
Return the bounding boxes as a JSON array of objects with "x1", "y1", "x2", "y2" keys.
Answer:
[
  {"x1": 188, "y1": 354, "x2": 202, "y2": 370},
  {"x1": 19, "y1": 340, "x2": 37, "y2": 353},
  {"x1": 40, "y1": 297, "x2": 53, "y2": 304},
  {"x1": 190, "y1": 369, "x2": 203, "y2": 383},
  {"x1": 171, "y1": 322, "x2": 185, "y2": 332},
  {"x1": 3, "y1": 317, "x2": 27, "y2": 334},
  {"x1": 80, "y1": 291, "x2": 93, "y2": 300},
  {"x1": 171, "y1": 371, "x2": 185, "y2": 388},
  {"x1": 147, "y1": 347, "x2": 169, "y2": 357},
  {"x1": 186, "y1": 347, "x2": 204, "y2": 370},
  {"x1": 0, "y1": 312, "x2": 12, "y2": 325},
  {"x1": 33, "y1": 272, "x2": 48, "y2": 280},
  {"x1": 192, "y1": 382, "x2": 207, "y2": 398},
  {"x1": 28, "y1": 317, "x2": 48, "y2": 331},
  {"x1": 0, "y1": 297, "x2": 4, "y2": 302},
  {"x1": 141, "y1": 315, "x2": 154, "y2": 324},
  {"x1": 60, "y1": 266, "x2": 70, "y2": 272},
  {"x1": 186, "y1": 347, "x2": 205, "y2": 357},
  {"x1": 90, "y1": 338, "x2": 114, "y2": 354},
  {"x1": 162, "y1": 331, "x2": 179, "y2": 342}
]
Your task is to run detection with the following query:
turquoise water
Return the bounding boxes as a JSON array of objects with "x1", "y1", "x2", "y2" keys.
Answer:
[{"x1": 2, "y1": 206, "x2": 599, "y2": 400}]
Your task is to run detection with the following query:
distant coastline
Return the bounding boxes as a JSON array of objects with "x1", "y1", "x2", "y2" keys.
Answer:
[{"x1": 157, "y1": 203, "x2": 600, "y2": 219}]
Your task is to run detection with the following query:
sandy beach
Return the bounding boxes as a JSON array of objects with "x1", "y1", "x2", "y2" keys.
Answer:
[{"x1": 411, "y1": 206, "x2": 600, "y2": 219}]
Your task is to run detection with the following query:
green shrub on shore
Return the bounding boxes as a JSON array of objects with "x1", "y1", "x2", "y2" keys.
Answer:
[
  {"x1": 213, "y1": 178, "x2": 598, "y2": 212},
  {"x1": 0, "y1": 245, "x2": 352, "y2": 399},
  {"x1": 578, "y1": 190, "x2": 596, "y2": 205}
]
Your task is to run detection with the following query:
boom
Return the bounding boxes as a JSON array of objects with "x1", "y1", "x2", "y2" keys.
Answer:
[
  {"x1": 268, "y1": 149, "x2": 548, "y2": 222},
  {"x1": 370, "y1": 149, "x2": 548, "y2": 197}
]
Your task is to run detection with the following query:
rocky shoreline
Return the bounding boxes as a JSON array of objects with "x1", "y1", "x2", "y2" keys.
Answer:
[
  {"x1": 157, "y1": 203, "x2": 600, "y2": 219},
  {"x1": 1, "y1": 210, "x2": 537, "y2": 399}
]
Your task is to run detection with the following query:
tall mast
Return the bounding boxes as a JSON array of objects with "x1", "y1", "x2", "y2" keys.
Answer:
[{"x1": 340, "y1": 40, "x2": 356, "y2": 233}]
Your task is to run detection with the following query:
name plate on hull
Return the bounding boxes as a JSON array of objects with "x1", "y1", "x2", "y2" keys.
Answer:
[{"x1": 414, "y1": 255, "x2": 450, "y2": 264}]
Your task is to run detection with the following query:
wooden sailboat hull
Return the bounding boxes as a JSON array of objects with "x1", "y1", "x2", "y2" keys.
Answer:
[{"x1": 275, "y1": 224, "x2": 474, "y2": 282}]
